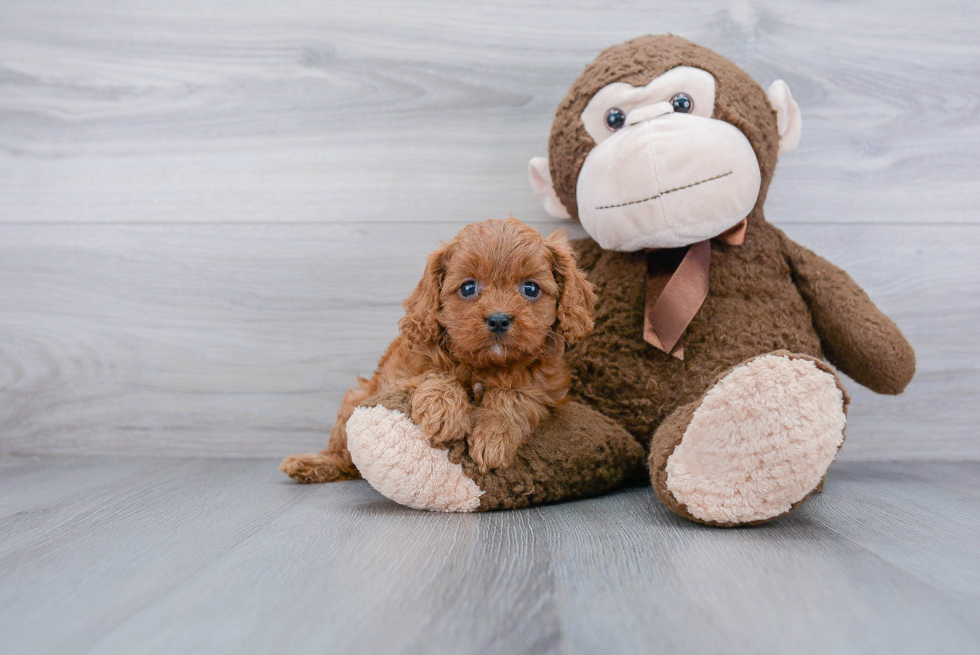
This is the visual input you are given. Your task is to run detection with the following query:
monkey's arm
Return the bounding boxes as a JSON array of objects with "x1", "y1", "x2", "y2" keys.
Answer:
[{"x1": 778, "y1": 230, "x2": 915, "y2": 395}]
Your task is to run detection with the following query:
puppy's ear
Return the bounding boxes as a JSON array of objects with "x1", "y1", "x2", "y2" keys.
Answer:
[
  {"x1": 546, "y1": 229, "x2": 596, "y2": 345},
  {"x1": 399, "y1": 242, "x2": 449, "y2": 344}
]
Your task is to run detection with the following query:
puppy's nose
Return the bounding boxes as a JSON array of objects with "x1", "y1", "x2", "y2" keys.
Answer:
[{"x1": 485, "y1": 312, "x2": 512, "y2": 334}]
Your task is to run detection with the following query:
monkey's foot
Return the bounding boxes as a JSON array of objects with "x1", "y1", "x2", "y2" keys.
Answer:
[
  {"x1": 346, "y1": 404, "x2": 483, "y2": 512},
  {"x1": 650, "y1": 352, "x2": 848, "y2": 526},
  {"x1": 346, "y1": 392, "x2": 645, "y2": 512}
]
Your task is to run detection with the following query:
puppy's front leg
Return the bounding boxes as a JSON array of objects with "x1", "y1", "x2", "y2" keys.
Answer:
[
  {"x1": 410, "y1": 371, "x2": 471, "y2": 447},
  {"x1": 469, "y1": 389, "x2": 550, "y2": 472}
]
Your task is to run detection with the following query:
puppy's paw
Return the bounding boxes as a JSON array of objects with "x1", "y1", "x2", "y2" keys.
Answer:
[
  {"x1": 468, "y1": 417, "x2": 522, "y2": 472},
  {"x1": 411, "y1": 385, "x2": 470, "y2": 447},
  {"x1": 418, "y1": 407, "x2": 470, "y2": 448},
  {"x1": 280, "y1": 452, "x2": 360, "y2": 483}
]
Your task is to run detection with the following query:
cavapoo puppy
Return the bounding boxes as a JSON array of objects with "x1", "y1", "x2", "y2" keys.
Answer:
[{"x1": 281, "y1": 217, "x2": 596, "y2": 481}]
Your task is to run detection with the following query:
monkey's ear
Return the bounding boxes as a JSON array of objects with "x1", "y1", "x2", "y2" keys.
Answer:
[
  {"x1": 546, "y1": 229, "x2": 596, "y2": 345},
  {"x1": 529, "y1": 157, "x2": 572, "y2": 219},
  {"x1": 767, "y1": 80, "x2": 802, "y2": 155},
  {"x1": 399, "y1": 243, "x2": 448, "y2": 344}
]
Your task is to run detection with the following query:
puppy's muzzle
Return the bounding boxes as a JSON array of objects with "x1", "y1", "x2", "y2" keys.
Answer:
[{"x1": 485, "y1": 312, "x2": 512, "y2": 335}]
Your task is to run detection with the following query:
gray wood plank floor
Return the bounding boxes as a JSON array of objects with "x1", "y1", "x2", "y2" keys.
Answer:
[{"x1": 1, "y1": 457, "x2": 978, "y2": 654}]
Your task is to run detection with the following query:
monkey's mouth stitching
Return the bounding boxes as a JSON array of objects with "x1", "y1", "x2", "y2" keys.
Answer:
[{"x1": 595, "y1": 171, "x2": 733, "y2": 211}]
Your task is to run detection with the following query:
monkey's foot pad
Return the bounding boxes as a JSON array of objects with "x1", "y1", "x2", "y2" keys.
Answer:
[
  {"x1": 347, "y1": 405, "x2": 483, "y2": 512},
  {"x1": 662, "y1": 353, "x2": 848, "y2": 525},
  {"x1": 347, "y1": 395, "x2": 645, "y2": 512}
]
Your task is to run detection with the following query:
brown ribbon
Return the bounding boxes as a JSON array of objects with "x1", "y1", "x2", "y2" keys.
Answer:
[{"x1": 643, "y1": 218, "x2": 748, "y2": 360}]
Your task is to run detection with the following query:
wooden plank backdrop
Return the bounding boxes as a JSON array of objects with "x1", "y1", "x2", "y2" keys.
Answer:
[{"x1": 1, "y1": 0, "x2": 978, "y2": 459}]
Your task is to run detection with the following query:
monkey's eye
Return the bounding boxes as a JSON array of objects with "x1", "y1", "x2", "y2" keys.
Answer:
[
  {"x1": 670, "y1": 93, "x2": 694, "y2": 114},
  {"x1": 521, "y1": 281, "x2": 541, "y2": 299},
  {"x1": 459, "y1": 280, "x2": 478, "y2": 298},
  {"x1": 604, "y1": 108, "x2": 626, "y2": 131}
]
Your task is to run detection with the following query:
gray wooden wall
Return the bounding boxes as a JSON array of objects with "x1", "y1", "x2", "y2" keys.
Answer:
[{"x1": 1, "y1": 0, "x2": 978, "y2": 460}]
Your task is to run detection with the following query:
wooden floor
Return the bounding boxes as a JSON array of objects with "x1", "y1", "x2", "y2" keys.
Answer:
[{"x1": 1, "y1": 457, "x2": 978, "y2": 654}]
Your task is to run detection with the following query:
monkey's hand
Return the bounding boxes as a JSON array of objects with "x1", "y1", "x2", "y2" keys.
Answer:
[
  {"x1": 779, "y1": 229, "x2": 915, "y2": 395},
  {"x1": 410, "y1": 373, "x2": 471, "y2": 447}
]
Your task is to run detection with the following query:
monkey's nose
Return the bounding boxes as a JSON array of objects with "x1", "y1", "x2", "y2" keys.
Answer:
[
  {"x1": 485, "y1": 312, "x2": 512, "y2": 334},
  {"x1": 627, "y1": 101, "x2": 674, "y2": 126}
]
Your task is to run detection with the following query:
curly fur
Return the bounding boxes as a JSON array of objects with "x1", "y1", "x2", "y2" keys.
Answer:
[{"x1": 281, "y1": 217, "x2": 597, "y2": 481}]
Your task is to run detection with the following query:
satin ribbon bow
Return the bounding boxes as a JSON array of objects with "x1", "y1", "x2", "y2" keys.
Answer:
[{"x1": 643, "y1": 218, "x2": 748, "y2": 360}]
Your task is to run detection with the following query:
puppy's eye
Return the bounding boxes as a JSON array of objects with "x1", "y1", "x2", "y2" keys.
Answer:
[
  {"x1": 521, "y1": 281, "x2": 541, "y2": 299},
  {"x1": 605, "y1": 108, "x2": 626, "y2": 131},
  {"x1": 670, "y1": 93, "x2": 693, "y2": 114},
  {"x1": 459, "y1": 280, "x2": 478, "y2": 298}
]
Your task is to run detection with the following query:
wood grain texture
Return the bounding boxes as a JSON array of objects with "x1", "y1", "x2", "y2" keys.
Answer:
[
  {"x1": 0, "y1": 457, "x2": 978, "y2": 653},
  {"x1": 1, "y1": 222, "x2": 977, "y2": 459},
  {"x1": 0, "y1": 0, "x2": 977, "y2": 459},
  {"x1": 1, "y1": 0, "x2": 978, "y2": 224}
]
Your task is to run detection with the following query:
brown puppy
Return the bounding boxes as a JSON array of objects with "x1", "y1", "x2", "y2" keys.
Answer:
[{"x1": 281, "y1": 218, "x2": 596, "y2": 482}]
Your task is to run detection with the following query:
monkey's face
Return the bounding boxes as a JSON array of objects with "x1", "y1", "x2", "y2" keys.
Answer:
[
  {"x1": 529, "y1": 36, "x2": 802, "y2": 252},
  {"x1": 575, "y1": 66, "x2": 761, "y2": 251}
]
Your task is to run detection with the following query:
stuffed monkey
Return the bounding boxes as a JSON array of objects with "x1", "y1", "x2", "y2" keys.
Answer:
[{"x1": 343, "y1": 35, "x2": 915, "y2": 525}]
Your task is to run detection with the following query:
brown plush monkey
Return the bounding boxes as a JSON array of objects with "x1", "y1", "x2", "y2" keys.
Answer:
[{"x1": 342, "y1": 35, "x2": 915, "y2": 526}]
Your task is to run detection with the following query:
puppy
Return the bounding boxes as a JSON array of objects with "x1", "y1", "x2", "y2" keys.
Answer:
[{"x1": 281, "y1": 217, "x2": 596, "y2": 482}]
